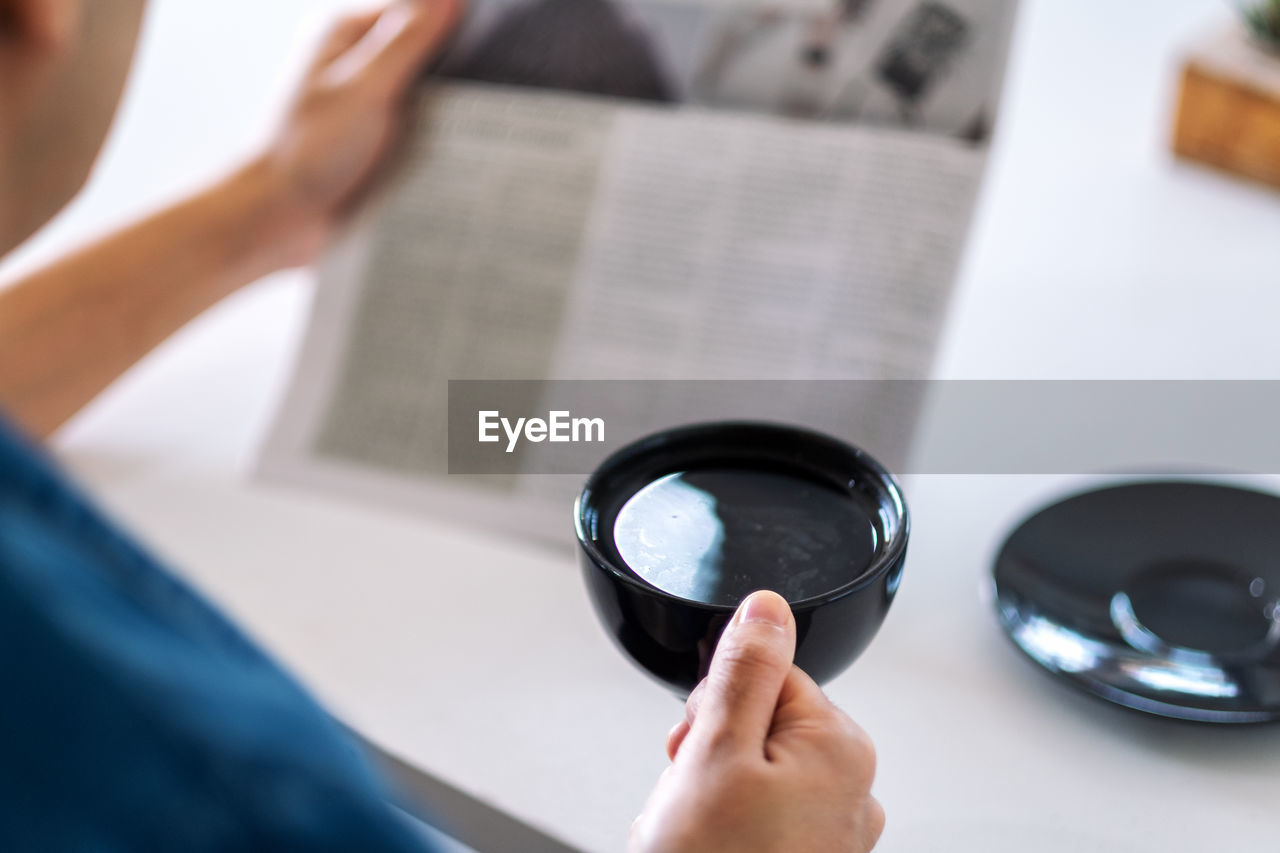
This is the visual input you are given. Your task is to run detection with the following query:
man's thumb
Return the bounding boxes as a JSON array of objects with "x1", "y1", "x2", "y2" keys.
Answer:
[{"x1": 685, "y1": 590, "x2": 796, "y2": 756}]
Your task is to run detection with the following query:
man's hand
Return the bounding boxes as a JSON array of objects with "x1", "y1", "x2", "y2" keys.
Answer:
[
  {"x1": 255, "y1": 0, "x2": 462, "y2": 268},
  {"x1": 630, "y1": 591, "x2": 884, "y2": 853}
]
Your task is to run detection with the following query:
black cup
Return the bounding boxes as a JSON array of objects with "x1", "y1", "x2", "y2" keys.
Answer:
[{"x1": 575, "y1": 421, "x2": 909, "y2": 696}]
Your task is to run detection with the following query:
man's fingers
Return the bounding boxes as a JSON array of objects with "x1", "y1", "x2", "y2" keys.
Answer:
[
  {"x1": 665, "y1": 720, "x2": 689, "y2": 761},
  {"x1": 357, "y1": 0, "x2": 462, "y2": 96},
  {"x1": 322, "y1": 0, "x2": 460, "y2": 94},
  {"x1": 684, "y1": 590, "x2": 796, "y2": 757},
  {"x1": 770, "y1": 665, "x2": 878, "y2": 793},
  {"x1": 863, "y1": 797, "x2": 886, "y2": 848},
  {"x1": 683, "y1": 677, "x2": 707, "y2": 726},
  {"x1": 770, "y1": 662, "x2": 836, "y2": 731},
  {"x1": 665, "y1": 677, "x2": 706, "y2": 760},
  {"x1": 311, "y1": 8, "x2": 383, "y2": 71}
]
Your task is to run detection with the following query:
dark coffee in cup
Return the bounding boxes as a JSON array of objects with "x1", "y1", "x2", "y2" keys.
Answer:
[
  {"x1": 576, "y1": 422, "x2": 908, "y2": 695},
  {"x1": 608, "y1": 467, "x2": 881, "y2": 606}
]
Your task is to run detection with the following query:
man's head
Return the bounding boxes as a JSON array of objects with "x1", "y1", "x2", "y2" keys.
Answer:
[{"x1": 0, "y1": 0, "x2": 147, "y2": 254}]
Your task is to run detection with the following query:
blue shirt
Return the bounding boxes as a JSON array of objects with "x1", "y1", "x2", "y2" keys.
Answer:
[{"x1": 0, "y1": 419, "x2": 431, "y2": 852}]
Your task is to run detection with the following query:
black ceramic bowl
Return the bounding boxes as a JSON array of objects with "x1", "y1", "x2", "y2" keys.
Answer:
[{"x1": 575, "y1": 421, "x2": 909, "y2": 696}]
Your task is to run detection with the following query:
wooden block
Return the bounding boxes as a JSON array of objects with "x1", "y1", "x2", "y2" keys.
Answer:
[{"x1": 1172, "y1": 25, "x2": 1280, "y2": 191}]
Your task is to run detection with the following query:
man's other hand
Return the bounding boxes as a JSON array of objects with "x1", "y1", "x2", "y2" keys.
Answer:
[
  {"x1": 630, "y1": 590, "x2": 884, "y2": 853},
  {"x1": 257, "y1": 0, "x2": 462, "y2": 267}
]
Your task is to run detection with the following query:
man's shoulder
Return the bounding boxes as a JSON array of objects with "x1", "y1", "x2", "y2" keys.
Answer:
[{"x1": 0, "y1": 415, "x2": 431, "y2": 853}]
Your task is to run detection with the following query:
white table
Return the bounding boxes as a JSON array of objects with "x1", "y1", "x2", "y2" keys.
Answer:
[{"x1": 8, "y1": 1, "x2": 1280, "y2": 851}]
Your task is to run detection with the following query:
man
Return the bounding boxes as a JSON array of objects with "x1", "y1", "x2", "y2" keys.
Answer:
[{"x1": 0, "y1": 1, "x2": 884, "y2": 850}]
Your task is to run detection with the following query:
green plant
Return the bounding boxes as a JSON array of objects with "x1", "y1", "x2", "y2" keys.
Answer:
[{"x1": 1241, "y1": 0, "x2": 1280, "y2": 49}]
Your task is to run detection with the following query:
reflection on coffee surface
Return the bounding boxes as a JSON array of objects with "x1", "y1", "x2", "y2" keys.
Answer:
[{"x1": 611, "y1": 467, "x2": 878, "y2": 606}]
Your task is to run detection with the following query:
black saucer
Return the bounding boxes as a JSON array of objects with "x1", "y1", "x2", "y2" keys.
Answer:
[{"x1": 992, "y1": 481, "x2": 1280, "y2": 723}]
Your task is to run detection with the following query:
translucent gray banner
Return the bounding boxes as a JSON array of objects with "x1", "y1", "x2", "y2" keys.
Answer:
[{"x1": 446, "y1": 380, "x2": 1280, "y2": 475}]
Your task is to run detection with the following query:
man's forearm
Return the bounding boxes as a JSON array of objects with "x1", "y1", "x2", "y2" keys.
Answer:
[{"x1": 0, "y1": 158, "x2": 302, "y2": 439}]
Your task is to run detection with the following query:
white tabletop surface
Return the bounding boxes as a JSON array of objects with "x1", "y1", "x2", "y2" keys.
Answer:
[{"x1": 5, "y1": 1, "x2": 1280, "y2": 851}]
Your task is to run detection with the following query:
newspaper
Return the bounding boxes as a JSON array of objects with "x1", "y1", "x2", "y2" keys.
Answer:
[{"x1": 259, "y1": 0, "x2": 1019, "y2": 546}]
